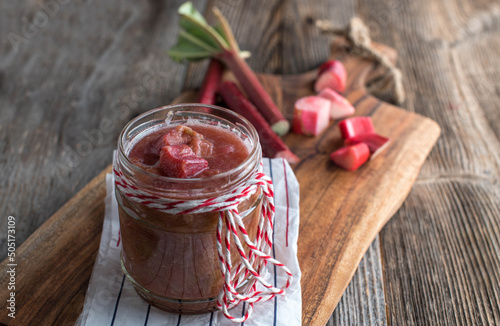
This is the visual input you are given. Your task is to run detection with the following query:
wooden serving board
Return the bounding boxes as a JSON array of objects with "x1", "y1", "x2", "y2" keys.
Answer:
[{"x1": 0, "y1": 39, "x2": 440, "y2": 325}]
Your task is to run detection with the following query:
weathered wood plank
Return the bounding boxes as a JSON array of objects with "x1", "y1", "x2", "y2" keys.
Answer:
[
  {"x1": 357, "y1": 0, "x2": 500, "y2": 324},
  {"x1": 0, "y1": 166, "x2": 109, "y2": 325},
  {"x1": 328, "y1": 236, "x2": 387, "y2": 326},
  {"x1": 381, "y1": 182, "x2": 500, "y2": 325}
]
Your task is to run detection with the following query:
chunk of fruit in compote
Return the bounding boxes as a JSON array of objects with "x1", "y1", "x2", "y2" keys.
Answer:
[
  {"x1": 153, "y1": 125, "x2": 213, "y2": 156},
  {"x1": 190, "y1": 137, "x2": 213, "y2": 157},
  {"x1": 128, "y1": 124, "x2": 248, "y2": 179},
  {"x1": 158, "y1": 145, "x2": 209, "y2": 178}
]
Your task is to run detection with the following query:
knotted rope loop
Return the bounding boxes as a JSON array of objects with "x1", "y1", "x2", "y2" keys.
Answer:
[{"x1": 316, "y1": 17, "x2": 405, "y2": 105}]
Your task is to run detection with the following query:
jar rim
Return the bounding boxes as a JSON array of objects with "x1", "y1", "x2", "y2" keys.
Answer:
[{"x1": 117, "y1": 103, "x2": 261, "y2": 190}]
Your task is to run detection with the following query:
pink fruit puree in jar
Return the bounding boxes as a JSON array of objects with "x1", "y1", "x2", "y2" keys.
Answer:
[{"x1": 114, "y1": 104, "x2": 263, "y2": 314}]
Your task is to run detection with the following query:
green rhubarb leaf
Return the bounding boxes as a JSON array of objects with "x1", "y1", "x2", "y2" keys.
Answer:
[
  {"x1": 168, "y1": 34, "x2": 213, "y2": 62},
  {"x1": 177, "y1": 2, "x2": 228, "y2": 51},
  {"x1": 214, "y1": 24, "x2": 228, "y2": 45},
  {"x1": 169, "y1": 2, "x2": 251, "y2": 61},
  {"x1": 178, "y1": 30, "x2": 219, "y2": 53},
  {"x1": 178, "y1": 1, "x2": 207, "y2": 25}
]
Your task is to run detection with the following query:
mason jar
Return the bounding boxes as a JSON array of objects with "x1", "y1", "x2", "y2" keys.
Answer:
[{"x1": 114, "y1": 104, "x2": 263, "y2": 314}]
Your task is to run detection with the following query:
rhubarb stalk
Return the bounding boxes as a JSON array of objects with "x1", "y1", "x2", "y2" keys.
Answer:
[
  {"x1": 169, "y1": 2, "x2": 290, "y2": 135},
  {"x1": 218, "y1": 81, "x2": 299, "y2": 164},
  {"x1": 197, "y1": 59, "x2": 224, "y2": 104}
]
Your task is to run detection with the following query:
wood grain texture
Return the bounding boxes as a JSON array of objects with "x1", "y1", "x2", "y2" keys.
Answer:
[
  {"x1": 328, "y1": 236, "x2": 387, "y2": 326},
  {"x1": 356, "y1": 0, "x2": 500, "y2": 324},
  {"x1": 1, "y1": 0, "x2": 499, "y2": 325},
  {"x1": 0, "y1": 166, "x2": 109, "y2": 325},
  {"x1": 381, "y1": 182, "x2": 500, "y2": 325}
]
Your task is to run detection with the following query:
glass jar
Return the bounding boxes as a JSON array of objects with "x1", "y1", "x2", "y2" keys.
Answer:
[{"x1": 114, "y1": 104, "x2": 263, "y2": 314}]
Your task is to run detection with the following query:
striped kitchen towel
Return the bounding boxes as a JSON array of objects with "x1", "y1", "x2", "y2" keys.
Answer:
[{"x1": 76, "y1": 158, "x2": 302, "y2": 326}]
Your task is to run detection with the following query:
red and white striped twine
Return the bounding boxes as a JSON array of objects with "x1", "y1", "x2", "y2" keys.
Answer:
[{"x1": 113, "y1": 155, "x2": 292, "y2": 323}]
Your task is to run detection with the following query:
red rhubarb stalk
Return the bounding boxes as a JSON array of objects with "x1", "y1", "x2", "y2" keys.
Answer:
[
  {"x1": 218, "y1": 49, "x2": 289, "y2": 135},
  {"x1": 159, "y1": 144, "x2": 208, "y2": 178},
  {"x1": 197, "y1": 59, "x2": 224, "y2": 104},
  {"x1": 217, "y1": 81, "x2": 299, "y2": 164},
  {"x1": 168, "y1": 3, "x2": 290, "y2": 136}
]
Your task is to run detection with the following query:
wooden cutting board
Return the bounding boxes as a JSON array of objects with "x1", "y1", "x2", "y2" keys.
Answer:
[{"x1": 0, "y1": 39, "x2": 440, "y2": 325}]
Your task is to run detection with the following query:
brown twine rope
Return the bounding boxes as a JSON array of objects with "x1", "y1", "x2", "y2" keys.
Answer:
[{"x1": 316, "y1": 17, "x2": 405, "y2": 105}]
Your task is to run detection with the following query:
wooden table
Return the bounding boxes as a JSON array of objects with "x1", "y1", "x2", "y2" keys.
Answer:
[{"x1": 1, "y1": 0, "x2": 499, "y2": 325}]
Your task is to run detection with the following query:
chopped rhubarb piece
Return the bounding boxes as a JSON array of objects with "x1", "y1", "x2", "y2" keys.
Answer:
[
  {"x1": 318, "y1": 88, "x2": 355, "y2": 119},
  {"x1": 330, "y1": 143, "x2": 370, "y2": 171},
  {"x1": 160, "y1": 128, "x2": 188, "y2": 145},
  {"x1": 153, "y1": 125, "x2": 209, "y2": 156},
  {"x1": 154, "y1": 126, "x2": 194, "y2": 150},
  {"x1": 158, "y1": 145, "x2": 208, "y2": 178},
  {"x1": 338, "y1": 117, "x2": 375, "y2": 139},
  {"x1": 318, "y1": 60, "x2": 345, "y2": 76},
  {"x1": 190, "y1": 137, "x2": 213, "y2": 157},
  {"x1": 314, "y1": 60, "x2": 347, "y2": 93},
  {"x1": 345, "y1": 133, "x2": 390, "y2": 159},
  {"x1": 292, "y1": 96, "x2": 331, "y2": 136},
  {"x1": 178, "y1": 156, "x2": 209, "y2": 178}
]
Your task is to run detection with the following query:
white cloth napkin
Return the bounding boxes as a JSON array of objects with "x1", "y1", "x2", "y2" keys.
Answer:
[{"x1": 76, "y1": 158, "x2": 302, "y2": 326}]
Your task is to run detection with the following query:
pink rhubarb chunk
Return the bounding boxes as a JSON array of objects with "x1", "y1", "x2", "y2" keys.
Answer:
[
  {"x1": 345, "y1": 133, "x2": 390, "y2": 159},
  {"x1": 318, "y1": 88, "x2": 355, "y2": 119},
  {"x1": 292, "y1": 96, "x2": 331, "y2": 136},
  {"x1": 153, "y1": 125, "x2": 212, "y2": 157},
  {"x1": 314, "y1": 60, "x2": 347, "y2": 93},
  {"x1": 330, "y1": 143, "x2": 370, "y2": 171},
  {"x1": 154, "y1": 126, "x2": 194, "y2": 150},
  {"x1": 158, "y1": 145, "x2": 208, "y2": 178},
  {"x1": 338, "y1": 117, "x2": 375, "y2": 140}
]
